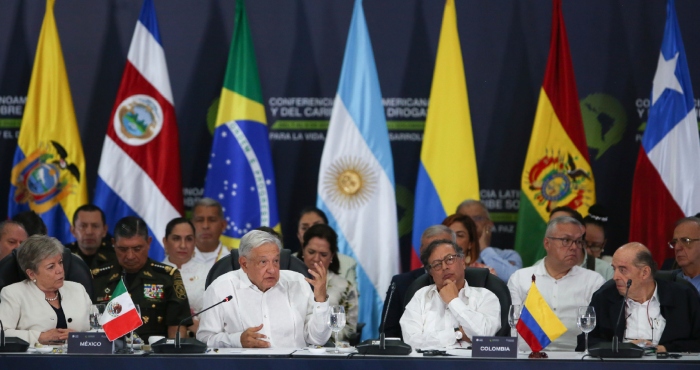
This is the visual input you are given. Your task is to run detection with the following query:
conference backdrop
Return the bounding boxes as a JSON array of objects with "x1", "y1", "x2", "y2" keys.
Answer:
[{"x1": 1, "y1": 0, "x2": 699, "y2": 271}]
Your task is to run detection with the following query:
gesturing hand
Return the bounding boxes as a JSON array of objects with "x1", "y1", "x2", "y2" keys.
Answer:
[
  {"x1": 240, "y1": 324, "x2": 270, "y2": 348},
  {"x1": 305, "y1": 262, "x2": 328, "y2": 302}
]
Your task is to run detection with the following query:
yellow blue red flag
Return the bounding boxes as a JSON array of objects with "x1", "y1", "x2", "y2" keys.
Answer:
[
  {"x1": 411, "y1": 0, "x2": 479, "y2": 269},
  {"x1": 8, "y1": 0, "x2": 87, "y2": 241},
  {"x1": 516, "y1": 280, "x2": 567, "y2": 351}
]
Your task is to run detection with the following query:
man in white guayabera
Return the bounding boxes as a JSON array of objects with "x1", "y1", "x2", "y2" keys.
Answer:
[{"x1": 197, "y1": 230, "x2": 331, "y2": 348}]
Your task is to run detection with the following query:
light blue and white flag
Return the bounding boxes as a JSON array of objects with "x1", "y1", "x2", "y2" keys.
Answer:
[{"x1": 317, "y1": 0, "x2": 399, "y2": 340}]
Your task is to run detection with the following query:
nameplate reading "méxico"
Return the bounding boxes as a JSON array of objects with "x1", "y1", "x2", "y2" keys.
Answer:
[
  {"x1": 471, "y1": 336, "x2": 517, "y2": 358},
  {"x1": 67, "y1": 332, "x2": 112, "y2": 354}
]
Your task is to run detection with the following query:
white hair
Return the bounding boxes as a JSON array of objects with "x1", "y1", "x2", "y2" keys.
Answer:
[{"x1": 239, "y1": 230, "x2": 282, "y2": 257}]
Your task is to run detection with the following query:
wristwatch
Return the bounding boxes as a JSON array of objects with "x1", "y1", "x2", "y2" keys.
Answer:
[{"x1": 454, "y1": 327, "x2": 463, "y2": 341}]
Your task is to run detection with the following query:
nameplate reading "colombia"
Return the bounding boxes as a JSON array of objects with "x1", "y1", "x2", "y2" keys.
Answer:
[{"x1": 471, "y1": 336, "x2": 517, "y2": 358}]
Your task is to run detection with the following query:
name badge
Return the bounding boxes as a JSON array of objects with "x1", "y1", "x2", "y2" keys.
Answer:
[
  {"x1": 471, "y1": 336, "x2": 517, "y2": 358},
  {"x1": 67, "y1": 332, "x2": 113, "y2": 354}
]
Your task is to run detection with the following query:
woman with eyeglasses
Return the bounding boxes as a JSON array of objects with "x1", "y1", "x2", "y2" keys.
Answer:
[{"x1": 441, "y1": 214, "x2": 496, "y2": 276}]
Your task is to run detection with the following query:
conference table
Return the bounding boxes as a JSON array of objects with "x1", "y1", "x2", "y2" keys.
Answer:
[{"x1": 1, "y1": 347, "x2": 697, "y2": 370}]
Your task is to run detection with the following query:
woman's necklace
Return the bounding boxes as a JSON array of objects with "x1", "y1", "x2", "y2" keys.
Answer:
[{"x1": 45, "y1": 292, "x2": 59, "y2": 302}]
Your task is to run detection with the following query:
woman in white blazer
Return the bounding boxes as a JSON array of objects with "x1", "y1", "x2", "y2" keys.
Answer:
[{"x1": 0, "y1": 234, "x2": 91, "y2": 345}]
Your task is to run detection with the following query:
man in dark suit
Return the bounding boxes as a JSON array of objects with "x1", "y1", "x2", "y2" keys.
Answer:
[
  {"x1": 381, "y1": 225, "x2": 455, "y2": 339},
  {"x1": 577, "y1": 243, "x2": 700, "y2": 353}
]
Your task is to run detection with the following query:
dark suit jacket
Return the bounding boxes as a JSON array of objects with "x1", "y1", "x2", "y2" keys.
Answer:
[
  {"x1": 381, "y1": 268, "x2": 426, "y2": 339},
  {"x1": 576, "y1": 279, "x2": 700, "y2": 352}
]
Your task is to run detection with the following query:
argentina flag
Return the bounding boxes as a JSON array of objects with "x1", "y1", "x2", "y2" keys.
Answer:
[{"x1": 317, "y1": 0, "x2": 400, "y2": 340}]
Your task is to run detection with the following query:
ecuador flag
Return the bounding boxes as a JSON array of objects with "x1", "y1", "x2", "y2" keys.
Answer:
[
  {"x1": 411, "y1": 0, "x2": 479, "y2": 269},
  {"x1": 514, "y1": 0, "x2": 595, "y2": 266},
  {"x1": 8, "y1": 0, "x2": 87, "y2": 242},
  {"x1": 203, "y1": 0, "x2": 279, "y2": 249}
]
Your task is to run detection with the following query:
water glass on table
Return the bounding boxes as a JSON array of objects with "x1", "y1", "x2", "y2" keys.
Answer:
[
  {"x1": 327, "y1": 305, "x2": 346, "y2": 353},
  {"x1": 577, "y1": 306, "x2": 596, "y2": 355},
  {"x1": 508, "y1": 304, "x2": 522, "y2": 336}
]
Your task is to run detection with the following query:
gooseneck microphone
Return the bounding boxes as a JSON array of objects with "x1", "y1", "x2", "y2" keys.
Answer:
[
  {"x1": 152, "y1": 295, "x2": 233, "y2": 354},
  {"x1": 379, "y1": 282, "x2": 396, "y2": 350},
  {"x1": 0, "y1": 319, "x2": 30, "y2": 352},
  {"x1": 175, "y1": 295, "x2": 233, "y2": 348},
  {"x1": 612, "y1": 279, "x2": 632, "y2": 352},
  {"x1": 356, "y1": 282, "x2": 411, "y2": 355}
]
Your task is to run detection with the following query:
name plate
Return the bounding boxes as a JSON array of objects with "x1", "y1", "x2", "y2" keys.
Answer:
[
  {"x1": 471, "y1": 336, "x2": 517, "y2": 358},
  {"x1": 67, "y1": 332, "x2": 113, "y2": 354}
]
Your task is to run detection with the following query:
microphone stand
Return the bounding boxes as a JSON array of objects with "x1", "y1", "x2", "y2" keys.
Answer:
[{"x1": 612, "y1": 279, "x2": 632, "y2": 353}]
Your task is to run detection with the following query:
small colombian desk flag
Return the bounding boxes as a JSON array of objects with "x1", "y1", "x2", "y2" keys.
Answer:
[{"x1": 516, "y1": 276, "x2": 567, "y2": 352}]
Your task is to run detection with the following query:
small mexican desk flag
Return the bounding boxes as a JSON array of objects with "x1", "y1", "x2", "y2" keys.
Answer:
[{"x1": 99, "y1": 279, "x2": 143, "y2": 341}]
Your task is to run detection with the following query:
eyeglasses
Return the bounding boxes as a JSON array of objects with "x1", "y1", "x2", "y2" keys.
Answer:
[
  {"x1": 585, "y1": 240, "x2": 605, "y2": 251},
  {"x1": 426, "y1": 254, "x2": 459, "y2": 272},
  {"x1": 547, "y1": 237, "x2": 585, "y2": 249},
  {"x1": 668, "y1": 237, "x2": 700, "y2": 249}
]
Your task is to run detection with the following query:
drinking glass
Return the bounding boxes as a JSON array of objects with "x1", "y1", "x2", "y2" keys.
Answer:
[
  {"x1": 90, "y1": 304, "x2": 106, "y2": 331},
  {"x1": 327, "y1": 305, "x2": 346, "y2": 353},
  {"x1": 577, "y1": 306, "x2": 596, "y2": 354},
  {"x1": 508, "y1": 304, "x2": 522, "y2": 336}
]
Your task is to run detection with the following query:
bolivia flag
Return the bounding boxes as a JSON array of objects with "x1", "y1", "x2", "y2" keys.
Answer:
[
  {"x1": 411, "y1": 0, "x2": 479, "y2": 269},
  {"x1": 514, "y1": 0, "x2": 595, "y2": 266},
  {"x1": 516, "y1": 280, "x2": 567, "y2": 352},
  {"x1": 99, "y1": 280, "x2": 143, "y2": 341}
]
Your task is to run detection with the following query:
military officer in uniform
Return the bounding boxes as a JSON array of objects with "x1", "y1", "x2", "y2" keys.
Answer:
[
  {"x1": 66, "y1": 204, "x2": 117, "y2": 269},
  {"x1": 92, "y1": 216, "x2": 191, "y2": 340}
]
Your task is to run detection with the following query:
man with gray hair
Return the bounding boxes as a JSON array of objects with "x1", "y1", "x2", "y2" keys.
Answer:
[
  {"x1": 192, "y1": 198, "x2": 230, "y2": 270},
  {"x1": 670, "y1": 217, "x2": 700, "y2": 293},
  {"x1": 197, "y1": 230, "x2": 331, "y2": 348},
  {"x1": 578, "y1": 242, "x2": 700, "y2": 353},
  {"x1": 0, "y1": 220, "x2": 27, "y2": 261},
  {"x1": 381, "y1": 225, "x2": 456, "y2": 339},
  {"x1": 508, "y1": 216, "x2": 604, "y2": 351},
  {"x1": 457, "y1": 199, "x2": 522, "y2": 282}
]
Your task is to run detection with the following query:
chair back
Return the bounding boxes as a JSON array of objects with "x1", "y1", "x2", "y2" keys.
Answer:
[
  {"x1": 404, "y1": 267, "x2": 512, "y2": 337},
  {"x1": 205, "y1": 248, "x2": 310, "y2": 289}
]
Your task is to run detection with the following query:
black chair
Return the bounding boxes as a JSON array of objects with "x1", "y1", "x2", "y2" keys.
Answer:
[
  {"x1": 205, "y1": 248, "x2": 311, "y2": 289},
  {"x1": 655, "y1": 269, "x2": 699, "y2": 296},
  {"x1": 404, "y1": 267, "x2": 512, "y2": 337},
  {"x1": 0, "y1": 247, "x2": 94, "y2": 301}
]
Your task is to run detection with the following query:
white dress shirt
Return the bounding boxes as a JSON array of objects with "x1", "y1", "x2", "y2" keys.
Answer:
[
  {"x1": 193, "y1": 242, "x2": 230, "y2": 271},
  {"x1": 162, "y1": 257, "x2": 208, "y2": 313},
  {"x1": 624, "y1": 285, "x2": 665, "y2": 345},
  {"x1": 0, "y1": 280, "x2": 91, "y2": 345},
  {"x1": 400, "y1": 280, "x2": 501, "y2": 349},
  {"x1": 508, "y1": 261, "x2": 605, "y2": 351},
  {"x1": 197, "y1": 269, "x2": 331, "y2": 348}
]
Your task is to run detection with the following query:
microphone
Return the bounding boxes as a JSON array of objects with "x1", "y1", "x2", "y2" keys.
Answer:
[
  {"x1": 612, "y1": 279, "x2": 632, "y2": 352},
  {"x1": 588, "y1": 279, "x2": 643, "y2": 358},
  {"x1": 0, "y1": 320, "x2": 30, "y2": 352},
  {"x1": 151, "y1": 295, "x2": 233, "y2": 354},
  {"x1": 356, "y1": 283, "x2": 411, "y2": 355}
]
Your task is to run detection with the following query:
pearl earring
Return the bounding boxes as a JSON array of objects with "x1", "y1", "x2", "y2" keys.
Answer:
[{"x1": 33, "y1": 279, "x2": 37, "y2": 283}]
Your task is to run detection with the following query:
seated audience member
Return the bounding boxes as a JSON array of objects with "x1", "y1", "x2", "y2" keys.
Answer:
[
  {"x1": 299, "y1": 224, "x2": 358, "y2": 342},
  {"x1": 583, "y1": 204, "x2": 608, "y2": 259},
  {"x1": 670, "y1": 217, "x2": 700, "y2": 292},
  {"x1": 442, "y1": 213, "x2": 496, "y2": 275},
  {"x1": 92, "y1": 217, "x2": 191, "y2": 340},
  {"x1": 400, "y1": 239, "x2": 501, "y2": 348},
  {"x1": 197, "y1": 230, "x2": 331, "y2": 348},
  {"x1": 12, "y1": 210, "x2": 48, "y2": 236},
  {"x1": 0, "y1": 235, "x2": 90, "y2": 345},
  {"x1": 457, "y1": 199, "x2": 522, "y2": 282},
  {"x1": 297, "y1": 207, "x2": 357, "y2": 285},
  {"x1": 191, "y1": 198, "x2": 230, "y2": 270},
  {"x1": 549, "y1": 206, "x2": 613, "y2": 280},
  {"x1": 508, "y1": 216, "x2": 605, "y2": 351},
  {"x1": 66, "y1": 204, "x2": 117, "y2": 270},
  {"x1": 162, "y1": 217, "x2": 207, "y2": 333},
  {"x1": 382, "y1": 225, "x2": 455, "y2": 339},
  {"x1": 0, "y1": 220, "x2": 27, "y2": 261},
  {"x1": 578, "y1": 243, "x2": 700, "y2": 352}
]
